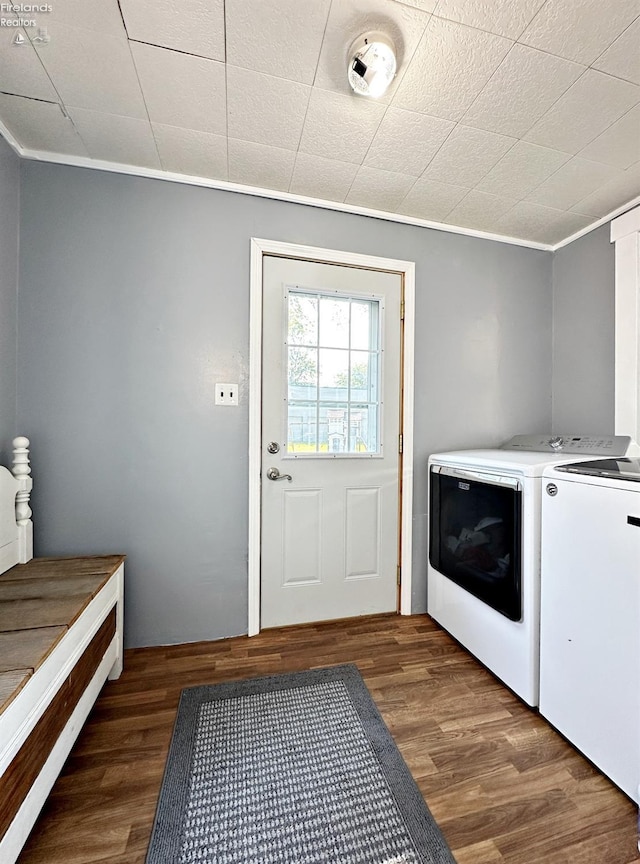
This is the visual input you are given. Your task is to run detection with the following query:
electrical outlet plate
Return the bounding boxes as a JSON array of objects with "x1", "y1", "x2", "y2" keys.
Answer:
[{"x1": 215, "y1": 383, "x2": 239, "y2": 406}]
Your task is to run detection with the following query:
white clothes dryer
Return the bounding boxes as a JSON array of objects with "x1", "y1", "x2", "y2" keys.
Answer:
[{"x1": 427, "y1": 435, "x2": 638, "y2": 706}]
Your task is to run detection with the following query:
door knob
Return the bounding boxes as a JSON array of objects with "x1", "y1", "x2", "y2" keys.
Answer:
[{"x1": 266, "y1": 467, "x2": 292, "y2": 482}]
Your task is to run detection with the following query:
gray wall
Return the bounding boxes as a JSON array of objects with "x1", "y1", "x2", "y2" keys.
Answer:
[
  {"x1": 0, "y1": 136, "x2": 19, "y2": 465},
  {"x1": 17, "y1": 162, "x2": 553, "y2": 647},
  {"x1": 552, "y1": 223, "x2": 615, "y2": 434}
]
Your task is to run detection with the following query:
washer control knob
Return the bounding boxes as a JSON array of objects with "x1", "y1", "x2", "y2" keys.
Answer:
[
  {"x1": 546, "y1": 483, "x2": 558, "y2": 496},
  {"x1": 548, "y1": 436, "x2": 564, "y2": 450}
]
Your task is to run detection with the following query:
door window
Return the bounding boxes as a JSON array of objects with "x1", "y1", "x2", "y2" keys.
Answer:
[{"x1": 286, "y1": 288, "x2": 382, "y2": 456}]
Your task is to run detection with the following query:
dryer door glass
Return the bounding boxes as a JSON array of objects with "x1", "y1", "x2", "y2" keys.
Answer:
[{"x1": 429, "y1": 467, "x2": 522, "y2": 621}]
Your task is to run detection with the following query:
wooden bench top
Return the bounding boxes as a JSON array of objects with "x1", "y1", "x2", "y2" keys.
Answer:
[{"x1": 0, "y1": 555, "x2": 125, "y2": 715}]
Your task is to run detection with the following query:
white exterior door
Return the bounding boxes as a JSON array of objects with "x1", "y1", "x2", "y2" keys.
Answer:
[{"x1": 260, "y1": 255, "x2": 403, "y2": 628}]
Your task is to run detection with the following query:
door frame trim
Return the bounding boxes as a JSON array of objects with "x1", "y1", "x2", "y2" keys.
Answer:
[{"x1": 248, "y1": 238, "x2": 415, "y2": 636}]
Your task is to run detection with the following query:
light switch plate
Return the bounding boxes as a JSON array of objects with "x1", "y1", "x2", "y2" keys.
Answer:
[{"x1": 215, "y1": 383, "x2": 239, "y2": 406}]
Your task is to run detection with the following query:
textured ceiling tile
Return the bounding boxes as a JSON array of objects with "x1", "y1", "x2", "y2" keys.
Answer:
[
  {"x1": 32, "y1": 19, "x2": 146, "y2": 118},
  {"x1": 0, "y1": 0, "x2": 636, "y2": 245},
  {"x1": 69, "y1": 107, "x2": 160, "y2": 167},
  {"x1": 423, "y1": 124, "x2": 515, "y2": 186},
  {"x1": 35, "y1": 0, "x2": 124, "y2": 36},
  {"x1": 529, "y1": 210, "x2": 594, "y2": 245},
  {"x1": 0, "y1": 92, "x2": 87, "y2": 154},
  {"x1": 519, "y1": 0, "x2": 640, "y2": 65},
  {"x1": 522, "y1": 69, "x2": 640, "y2": 154},
  {"x1": 364, "y1": 107, "x2": 454, "y2": 175},
  {"x1": 314, "y1": 0, "x2": 431, "y2": 98},
  {"x1": 570, "y1": 161, "x2": 640, "y2": 217},
  {"x1": 392, "y1": 0, "x2": 437, "y2": 11},
  {"x1": 345, "y1": 165, "x2": 416, "y2": 210},
  {"x1": 444, "y1": 189, "x2": 518, "y2": 230},
  {"x1": 298, "y1": 88, "x2": 386, "y2": 165},
  {"x1": 153, "y1": 123, "x2": 228, "y2": 179},
  {"x1": 228, "y1": 138, "x2": 295, "y2": 191},
  {"x1": 526, "y1": 156, "x2": 624, "y2": 210},
  {"x1": 289, "y1": 153, "x2": 358, "y2": 201},
  {"x1": 578, "y1": 106, "x2": 640, "y2": 170},
  {"x1": 131, "y1": 42, "x2": 226, "y2": 134},
  {"x1": 495, "y1": 201, "x2": 564, "y2": 240},
  {"x1": 398, "y1": 176, "x2": 469, "y2": 220},
  {"x1": 462, "y1": 44, "x2": 584, "y2": 138},
  {"x1": 120, "y1": 0, "x2": 225, "y2": 61},
  {"x1": 421, "y1": 159, "x2": 482, "y2": 188},
  {"x1": 433, "y1": 0, "x2": 546, "y2": 39},
  {"x1": 498, "y1": 203, "x2": 596, "y2": 244},
  {"x1": 227, "y1": 66, "x2": 310, "y2": 151},
  {"x1": 392, "y1": 17, "x2": 512, "y2": 120},
  {"x1": 476, "y1": 141, "x2": 570, "y2": 199},
  {"x1": 0, "y1": 24, "x2": 58, "y2": 101},
  {"x1": 226, "y1": 0, "x2": 331, "y2": 83},
  {"x1": 592, "y1": 16, "x2": 640, "y2": 85}
]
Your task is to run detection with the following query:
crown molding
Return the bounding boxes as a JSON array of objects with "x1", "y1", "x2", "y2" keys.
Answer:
[
  {"x1": 610, "y1": 202, "x2": 640, "y2": 242},
  {"x1": 3, "y1": 121, "x2": 633, "y2": 254},
  {"x1": 553, "y1": 194, "x2": 640, "y2": 250}
]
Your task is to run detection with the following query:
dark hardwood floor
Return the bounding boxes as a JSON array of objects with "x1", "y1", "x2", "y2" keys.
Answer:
[{"x1": 16, "y1": 614, "x2": 639, "y2": 863}]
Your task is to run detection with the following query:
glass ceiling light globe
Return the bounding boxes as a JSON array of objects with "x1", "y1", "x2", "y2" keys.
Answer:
[{"x1": 347, "y1": 33, "x2": 396, "y2": 98}]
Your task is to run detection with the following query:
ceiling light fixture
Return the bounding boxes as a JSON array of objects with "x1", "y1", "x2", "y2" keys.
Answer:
[{"x1": 347, "y1": 32, "x2": 396, "y2": 98}]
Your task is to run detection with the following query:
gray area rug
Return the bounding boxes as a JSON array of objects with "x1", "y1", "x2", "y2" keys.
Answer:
[{"x1": 146, "y1": 664, "x2": 456, "y2": 864}]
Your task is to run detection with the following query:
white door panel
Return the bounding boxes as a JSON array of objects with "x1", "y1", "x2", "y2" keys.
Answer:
[{"x1": 261, "y1": 256, "x2": 402, "y2": 628}]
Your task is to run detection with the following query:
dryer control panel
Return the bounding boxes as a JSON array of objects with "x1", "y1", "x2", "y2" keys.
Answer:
[{"x1": 503, "y1": 434, "x2": 639, "y2": 456}]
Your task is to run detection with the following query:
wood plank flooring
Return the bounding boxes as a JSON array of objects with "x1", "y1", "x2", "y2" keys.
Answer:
[{"x1": 16, "y1": 614, "x2": 639, "y2": 864}]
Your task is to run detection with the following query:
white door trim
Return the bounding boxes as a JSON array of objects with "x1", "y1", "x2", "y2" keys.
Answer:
[
  {"x1": 611, "y1": 205, "x2": 640, "y2": 442},
  {"x1": 248, "y1": 238, "x2": 415, "y2": 636}
]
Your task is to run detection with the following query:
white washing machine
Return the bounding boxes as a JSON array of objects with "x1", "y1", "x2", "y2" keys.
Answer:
[
  {"x1": 540, "y1": 456, "x2": 640, "y2": 803},
  {"x1": 427, "y1": 435, "x2": 638, "y2": 707}
]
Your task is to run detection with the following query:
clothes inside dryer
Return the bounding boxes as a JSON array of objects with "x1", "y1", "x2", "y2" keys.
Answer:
[{"x1": 430, "y1": 468, "x2": 521, "y2": 621}]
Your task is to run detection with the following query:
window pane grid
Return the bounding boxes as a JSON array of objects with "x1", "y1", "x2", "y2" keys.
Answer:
[{"x1": 286, "y1": 289, "x2": 381, "y2": 455}]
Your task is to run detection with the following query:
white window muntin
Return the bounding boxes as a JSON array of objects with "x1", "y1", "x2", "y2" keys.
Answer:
[{"x1": 283, "y1": 284, "x2": 385, "y2": 458}]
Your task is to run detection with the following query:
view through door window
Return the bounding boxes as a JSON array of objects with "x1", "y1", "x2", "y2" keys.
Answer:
[{"x1": 286, "y1": 288, "x2": 382, "y2": 455}]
